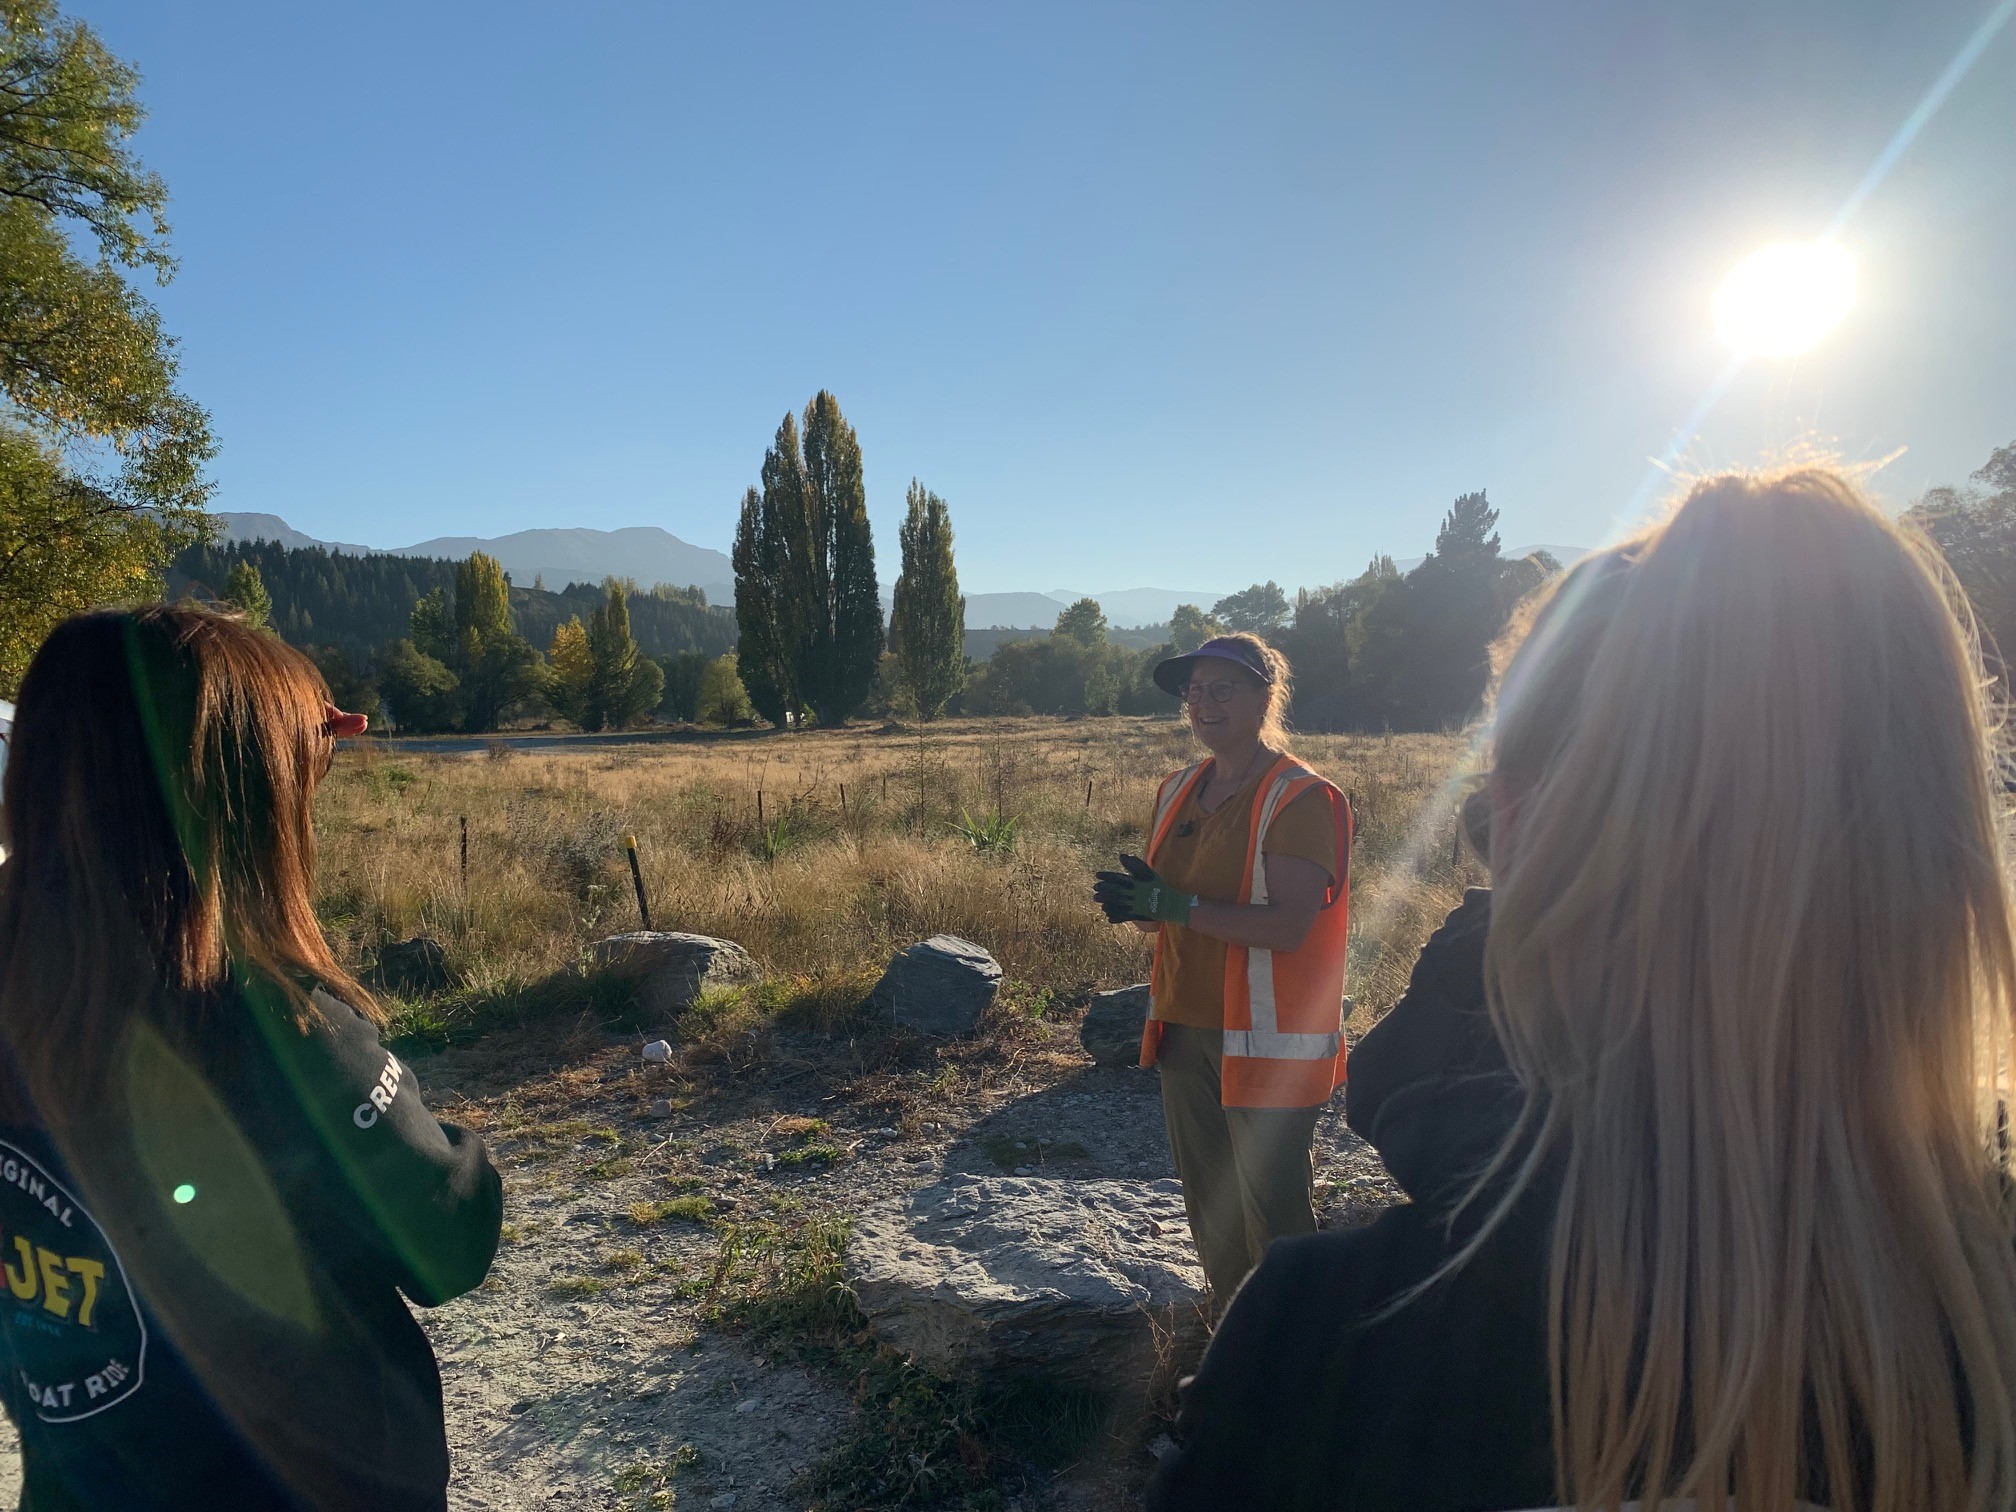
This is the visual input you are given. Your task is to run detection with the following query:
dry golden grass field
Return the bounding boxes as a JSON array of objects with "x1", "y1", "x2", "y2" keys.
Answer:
[
  {"x1": 314, "y1": 716, "x2": 1483, "y2": 1042},
  {"x1": 232, "y1": 716, "x2": 1494, "y2": 1510}
]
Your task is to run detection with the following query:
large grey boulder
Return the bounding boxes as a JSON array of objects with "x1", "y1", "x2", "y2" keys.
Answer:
[
  {"x1": 846, "y1": 1174, "x2": 1207, "y2": 1393},
  {"x1": 592, "y1": 932, "x2": 757, "y2": 1015},
  {"x1": 1079, "y1": 984, "x2": 1151, "y2": 1067},
  {"x1": 870, "y1": 934, "x2": 1001, "y2": 1036}
]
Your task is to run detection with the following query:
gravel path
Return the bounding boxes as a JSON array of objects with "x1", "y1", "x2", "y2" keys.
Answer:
[{"x1": 0, "y1": 1010, "x2": 1398, "y2": 1510}]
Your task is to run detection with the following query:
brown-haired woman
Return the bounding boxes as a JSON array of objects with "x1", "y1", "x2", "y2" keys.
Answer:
[
  {"x1": 1094, "y1": 633, "x2": 1351, "y2": 1307},
  {"x1": 0, "y1": 606, "x2": 501, "y2": 1512}
]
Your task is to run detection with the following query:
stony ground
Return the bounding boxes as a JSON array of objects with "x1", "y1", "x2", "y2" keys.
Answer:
[{"x1": 0, "y1": 1002, "x2": 1400, "y2": 1511}]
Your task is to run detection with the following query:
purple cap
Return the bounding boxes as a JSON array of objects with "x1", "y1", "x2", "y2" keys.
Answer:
[{"x1": 1153, "y1": 636, "x2": 1275, "y2": 697}]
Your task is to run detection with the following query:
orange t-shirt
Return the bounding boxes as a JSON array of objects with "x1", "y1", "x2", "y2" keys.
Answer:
[{"x1": 1147, "y1": 761, "x2": 1341, "y2": 1030}]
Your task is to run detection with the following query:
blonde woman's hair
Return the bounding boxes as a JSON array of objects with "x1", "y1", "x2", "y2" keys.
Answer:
[{"x1": 1476, "y1": 469, "x2": 2016, "y2": 1512}]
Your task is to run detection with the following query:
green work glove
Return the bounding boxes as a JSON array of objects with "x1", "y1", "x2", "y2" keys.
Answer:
[{"x1": 1092, "y1": 853, "x2": 1195, "y2": 926}]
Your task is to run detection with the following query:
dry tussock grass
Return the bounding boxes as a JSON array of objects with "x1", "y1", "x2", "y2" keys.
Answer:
[{"x1": 313, "y1": 716, "x2": 1483, "y2": 1030}]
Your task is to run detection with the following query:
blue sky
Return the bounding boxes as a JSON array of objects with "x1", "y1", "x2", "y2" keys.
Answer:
[{"x1": 82, "y1": 0, "x2": 2016, "y2": 594}]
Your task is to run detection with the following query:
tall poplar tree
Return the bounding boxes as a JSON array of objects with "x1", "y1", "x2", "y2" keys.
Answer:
[
  {"x1": 546, "y1": 617, "x2": 595, "y2": 728},
  {"x1": 730, "y1": 394, "x2": 884, "y2": 727},
  {"x1": 451, "y1": 551, "x2": 541, "y2": 732},
  {"x1": 801, "y1": 391, "x2": 882, "y2": 724},
  {"x1": 733, "y1": 414, "x2": 813, "y2": 727},
  {"x1": 891, "y1": 480, "x2": 964, "y2": 719},
  {"x1": 454, "y1": 552, "x2": 513, "y2": 644}
]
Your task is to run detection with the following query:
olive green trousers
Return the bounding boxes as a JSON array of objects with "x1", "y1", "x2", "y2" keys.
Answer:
[{"x1": 1156, "y1": 1022, "x2": 1322, "y2": 1306}]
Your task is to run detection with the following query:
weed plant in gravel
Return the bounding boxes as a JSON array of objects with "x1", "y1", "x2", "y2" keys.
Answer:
[{"x1": 701, "y1": 1215, "x2": 1107, "y2": 1510}]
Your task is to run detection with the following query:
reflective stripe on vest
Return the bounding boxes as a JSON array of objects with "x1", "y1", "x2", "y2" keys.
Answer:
[
  {"x1": 1149, "y1": 760, "x2": 1207, "y2": 852},
  {"x1": 1231, "y1": 764, "x2": 1346, "y2": 1065}
]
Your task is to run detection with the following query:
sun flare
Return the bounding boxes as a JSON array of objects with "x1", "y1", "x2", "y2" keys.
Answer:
[{"x1": 1713, "y1": 241, "x2": 1857, "y2": 359}]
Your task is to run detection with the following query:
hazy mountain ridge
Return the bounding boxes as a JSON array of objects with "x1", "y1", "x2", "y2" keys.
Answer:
[
  {"x1": 211, "y1": 514, "x2": 1588, "y2": 635},
  {"x1": 213, "y1": 514, "x2": 736, "y2": 604},
  {"x1": 216, "y1": 513, "x2": 1235, "y2": 630}
]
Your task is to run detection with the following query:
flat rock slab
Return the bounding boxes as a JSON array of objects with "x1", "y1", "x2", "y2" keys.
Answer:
[
  {"x1": 1080, "y1": 984, "x2": 1151, "y2": 1067},
  {"x1": 593, "y1": 932, "x2": 757, "y2": 1015},
  {"x1": 869, "y1": 934, "x2": 1001, "y2": 1036},
  {"x1": 846, "y1": 1174, "x2": 1207, "y2": 1393}
]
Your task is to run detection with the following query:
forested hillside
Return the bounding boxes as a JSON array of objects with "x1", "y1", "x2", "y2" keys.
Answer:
[{"x1": 168, "y1": 540, "x2": 735, "y2": 661}]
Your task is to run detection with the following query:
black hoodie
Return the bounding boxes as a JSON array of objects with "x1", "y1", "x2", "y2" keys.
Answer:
[
  {"x1": 1145, "y1": 890, "x2": 1565, "y2": 1512},
  {"x1": 0, "y1": 988, "x2": 502, "y2": 1512}
]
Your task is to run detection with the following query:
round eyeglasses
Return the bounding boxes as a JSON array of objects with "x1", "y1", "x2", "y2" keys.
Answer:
[{"x1": 1180, "y1": 680, "x2": 1242, "y2": 706}]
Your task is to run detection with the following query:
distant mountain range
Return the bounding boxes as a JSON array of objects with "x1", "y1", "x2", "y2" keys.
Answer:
[
  {"x1": 214, "y1": 514, "x2": 738, "y2": 606},
  {"x1": 212, "y1": 513, "x2": 1587, "y2": 634},
  {"x1": 213, "y1": 513, "x2": 1230, "y2": 629}
]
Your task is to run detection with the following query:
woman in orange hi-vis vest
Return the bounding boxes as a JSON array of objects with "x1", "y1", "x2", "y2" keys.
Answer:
[{"x1": 1094, "y1": 633, "x2": 1351, "y2": 1306}]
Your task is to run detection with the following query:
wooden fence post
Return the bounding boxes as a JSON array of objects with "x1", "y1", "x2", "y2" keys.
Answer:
[{"x1": 625, "y1": 834, "x2": 653, "y2": 931}]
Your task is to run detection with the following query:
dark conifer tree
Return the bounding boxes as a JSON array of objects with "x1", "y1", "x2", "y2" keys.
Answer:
[
  {"x1": 222, "y1": 560, "x2": 271, "y2": 628},
  {"x1": 891, "y1": 480, "x2": 963, "y2": 719},
  {"x1": 733, "y1": 482, "x2": 794, "y2": 726},
  {"x1": 1360, "y1": 491, "x2": 1507, "y2": 729},
  {"x1": 586, "y1": 579, "x2": 663, "y2": 729},
  {"x1": 732, "y1": 395, "x2": 883, "y2": 727},
  {"x1": 801, "y1": 391, "x2": 882, "y2": 724}
]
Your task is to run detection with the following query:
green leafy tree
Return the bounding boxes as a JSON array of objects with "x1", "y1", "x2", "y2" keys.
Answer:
[
  {"x1": 1053, "y1": 598, "x2": 1108, "y2": 646},
  {"x1": 221, "y1": 559, "x2": 271, "y2": 628},
  {"x1": 966, "y1": 636, "x2": 1136, "y2": 716},
  {"x1": 584, "y1": 580, "x2": 663, "y2": 730},
  {"x1": 308, "y1": 645, "x2": 380, "y2": 723},
  {"x1": 1278, "y1": 557, "x2": 1399, "y2": 728},
  {"x1": 451, "y1": 552, "x2": 541, "y2": 732},
  {"x1": 0, "y1": 1, "x2": 216, "y2": 692},
  {"x1": 1166, "y1": 603, "x2": 1222, "y2": 653},
  {"x1": 546, "y1": 616, "x2": 594, "y2": 728},
  {"x1": 454, "y1": 552, "x2": 513, "y2": 644},
  {"x1": 657, "y1": 650, "x2": 709, "y2": 723},
  {"x1": 1977, "y1": 443, "x2": 2015, "y2": 496},
  {"x1": 409, "y1": 587, "x2": 453, "y2": 662},
  {"x1": 1212, "y1": 582, "x2": 1290, "y2": 634},
  {"x1": 891, "y1": 480, "x2": 964, "y2": 718},
  {"x1": 698, "y1": 653, "x2": 754, "y2": 725},
  {"x1": 376, "y1": 640, "x2": 459, "y2": 733},
  {"x1": 394, "y1": 555, "x2": 540, "y2": 731}
]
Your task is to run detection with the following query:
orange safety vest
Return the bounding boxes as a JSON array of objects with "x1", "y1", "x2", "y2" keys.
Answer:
[{"x1": 1137, "y1": 753, "x2": 1353, "y2": 1108}]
